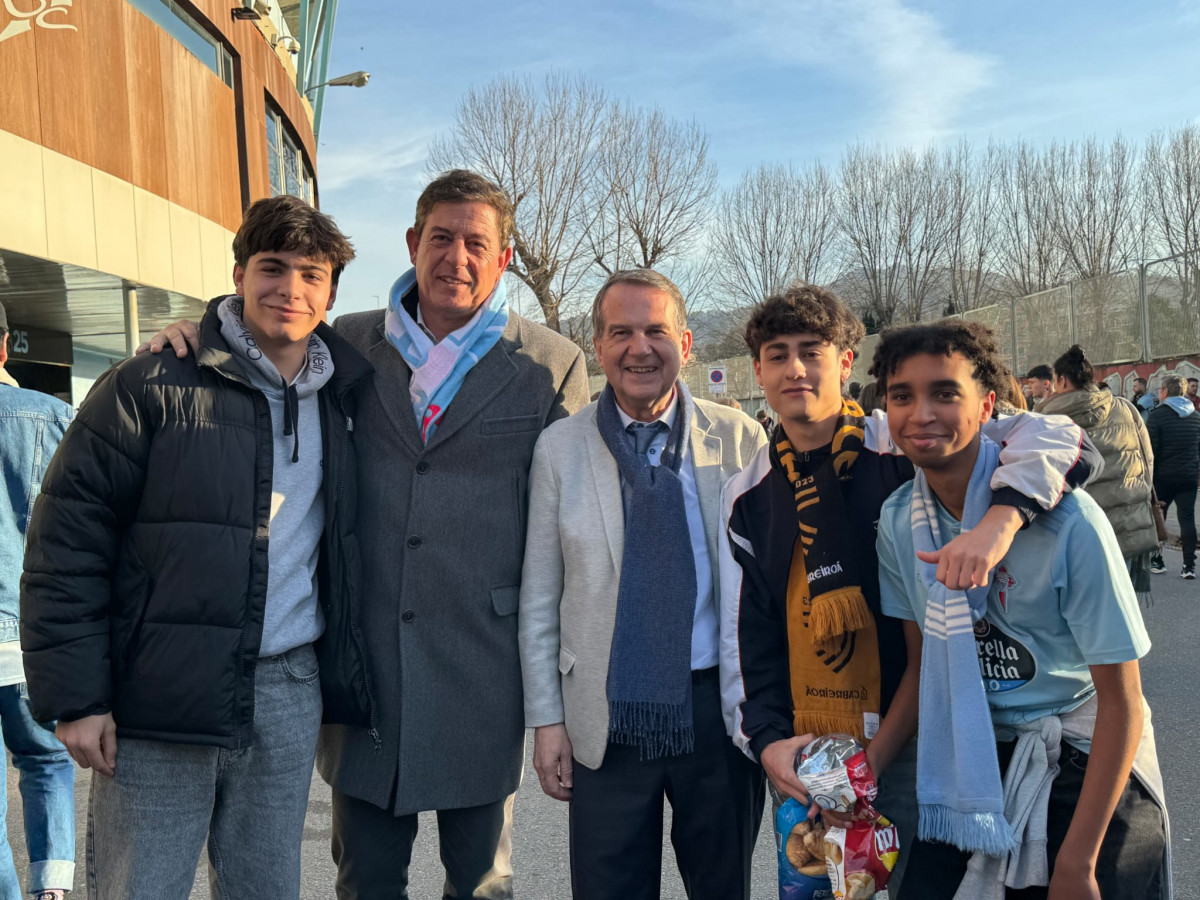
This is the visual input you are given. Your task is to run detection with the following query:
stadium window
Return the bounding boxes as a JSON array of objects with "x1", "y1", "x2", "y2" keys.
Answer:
[
  {"x1": 126, "y1": 0, "x2": 235, "y2": 88},
  {"x1": 265, "y1": 103, "x2": 315, "y2": 203}
]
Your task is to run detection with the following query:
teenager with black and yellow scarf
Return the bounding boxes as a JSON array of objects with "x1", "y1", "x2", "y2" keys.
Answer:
[{"x1": 717, "y1": 284, "x2": 1101, "y2": 890}]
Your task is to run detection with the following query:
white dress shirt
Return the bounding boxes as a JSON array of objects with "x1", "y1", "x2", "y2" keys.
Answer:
[{"x1": 616, "y1": 395, "x2": 719, "y2": 670}]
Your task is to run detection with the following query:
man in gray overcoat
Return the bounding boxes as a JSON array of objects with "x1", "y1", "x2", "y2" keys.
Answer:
[{"x1": 319, "y1": 171, "x2": 589, "y2": 897}]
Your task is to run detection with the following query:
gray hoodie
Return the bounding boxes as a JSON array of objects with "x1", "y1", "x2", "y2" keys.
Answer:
[{"x1": 218, "y1": 297, "x2": 332, "y2": 657}]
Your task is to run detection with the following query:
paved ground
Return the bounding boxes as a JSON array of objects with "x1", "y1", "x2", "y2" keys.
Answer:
[{"x1": 7, "y1": 535, "x2": 1199, "y2": 898}]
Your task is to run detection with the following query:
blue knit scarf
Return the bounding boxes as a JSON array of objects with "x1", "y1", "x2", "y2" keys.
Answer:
[
  {"x1": 912, "y1": 436, "x2": 1014, "y2": 856},
  {"x1": 383, "y1": 268, "x2": 508, "y2": 443},
  {"x1": 595, "y1": 383, "x2": 698, "y2": 759}
]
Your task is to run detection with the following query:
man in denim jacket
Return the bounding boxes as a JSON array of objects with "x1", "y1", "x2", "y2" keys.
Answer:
[{"x1": 0, "y1": 302, "x2": 75, "y2": 900}]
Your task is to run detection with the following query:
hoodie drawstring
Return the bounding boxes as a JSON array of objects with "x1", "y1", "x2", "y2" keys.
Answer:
[{"x1": 281, "y1": 376, "x2": 300, "y2": 463}]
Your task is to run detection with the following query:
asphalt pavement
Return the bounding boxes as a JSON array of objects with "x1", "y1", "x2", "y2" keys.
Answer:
[{"x1": 6, "y1": 543, "x2": 1199, "y2": 899}]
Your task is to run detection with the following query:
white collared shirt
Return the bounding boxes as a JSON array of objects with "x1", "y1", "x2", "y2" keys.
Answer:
[{"x1": 616, "y1": 395, "x2": 718, "y2": 671}]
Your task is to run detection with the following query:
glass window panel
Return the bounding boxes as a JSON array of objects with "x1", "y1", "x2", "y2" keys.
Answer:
[{"x1": 127, "y1": 0, "x2": 229, "y2": 84}]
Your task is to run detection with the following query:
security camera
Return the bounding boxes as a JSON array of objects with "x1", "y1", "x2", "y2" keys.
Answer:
[{"x1": 276, "y1": 35, "x2": 300, "y2": 54}]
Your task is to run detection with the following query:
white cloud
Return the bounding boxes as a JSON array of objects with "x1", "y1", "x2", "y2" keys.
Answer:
[
  {"x1": 666, "y1": 0, "x2": 994, "y2": 144},
  {"x1": 317, "y1": 126, "x2": 437, "y2": 192}
]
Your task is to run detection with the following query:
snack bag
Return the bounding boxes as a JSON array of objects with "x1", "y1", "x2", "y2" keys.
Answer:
[
  {"x1": 822, "y1": 816, "x2": 900, "y2": 900},
  {"x1": 795, "y1": 734, "x2": 879, "y2": 814},
  {"x1": 773, "y1": 795, "x2": 833, "y2": 900}
]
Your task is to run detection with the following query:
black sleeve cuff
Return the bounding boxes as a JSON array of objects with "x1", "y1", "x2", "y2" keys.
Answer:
[
  {"x1": 991, "y1": 486, "x2": 1037, "y2": 527},
  {"x1": 748, "y1": 725, "x2": 794, "y2": 762}
]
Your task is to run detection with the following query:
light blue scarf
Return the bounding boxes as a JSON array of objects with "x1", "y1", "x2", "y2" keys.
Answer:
[
  {"x1": 912, "y1": 436, "x2": 1014, "y2": 857},
  {"x1": 384, "y1": 268, "x2": 508, "y2": 442},
  {"x1": 1164, "y1": 395, "x2": 1196, "y2": 418}
]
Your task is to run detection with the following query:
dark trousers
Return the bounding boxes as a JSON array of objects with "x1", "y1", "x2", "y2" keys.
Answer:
[
  {"x1": 330, "y1": 789, "x2": 514, "y2": 899},
  {"x1": 1156, "y1": 477, "x2": 1198, "y2": 568},
  {"x1": 898, "y1": 741, "x2": 1165, "y2": 900},
  {"x1": 569, "y1": 668, "x2": 765, "y2": 900}
]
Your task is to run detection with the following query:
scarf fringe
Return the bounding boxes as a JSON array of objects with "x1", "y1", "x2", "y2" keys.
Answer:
[
  {"x1": 608, "y1": 700, "x2": 694, "y2": 760},
  {"x1": 919, "y1": 803, "x2": 1015, "y2": 857},
  {"x1": 792, "y1": 711, "x2": 869, "y2": 744},
  {"x1": 808, "y1": 586, "x2": 874, "y2": 643}
]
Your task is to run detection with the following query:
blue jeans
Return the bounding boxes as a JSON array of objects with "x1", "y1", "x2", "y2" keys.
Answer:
[
  {"x1": 86, "y1": 644, "x2": 323, "y2": 900},
  {"x1": 0, "y1": 682, "x2": 77, "y2": 898}
]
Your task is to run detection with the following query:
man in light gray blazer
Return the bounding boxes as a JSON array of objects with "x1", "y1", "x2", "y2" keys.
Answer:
[{"x1": 519, "y1": 269, "x2": 768, "y2": 900}]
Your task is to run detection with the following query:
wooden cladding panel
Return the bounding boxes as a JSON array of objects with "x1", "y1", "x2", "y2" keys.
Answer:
[
  {"x1": 123, "y1": 3, "x2": 169, "y2": 199},
  {"x1": 0, "y1": 19, "x2": 42, "y2": 142},
  {"x1": 3, "y1": 0, "x2": 313, "y2": 235}
]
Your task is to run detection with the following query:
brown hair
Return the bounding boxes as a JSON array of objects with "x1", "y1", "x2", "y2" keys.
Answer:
[
  {"x1": 415, "y1": 170, "x2": 515, "y2": 247},
  {"x1": 743, "y1": 283, "x2": 865, "y2": 358},
  {"x1": 591, "y1": 268, "x2": 688, "y2": 338},
  {"x1": 233, "y1": 195, "x2": 356, "y2": 283}
]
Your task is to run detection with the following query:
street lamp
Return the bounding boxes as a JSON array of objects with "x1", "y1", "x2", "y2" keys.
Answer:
[{"x1": 306, "y1": 71, "x2": 370, "y2": 95}]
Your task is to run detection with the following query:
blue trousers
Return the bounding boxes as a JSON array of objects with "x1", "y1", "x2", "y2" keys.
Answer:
[{"x1": 0, "y1": 682, "x2": 77, "y2": 897}]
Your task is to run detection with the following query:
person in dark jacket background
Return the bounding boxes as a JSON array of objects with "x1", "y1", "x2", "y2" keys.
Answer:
[
  {"x1": 1148, "y1": 373, "x2": 1200, "y2": 579},
  {"x1": 19, "y1": 196, "x2": 373, "y2": 898}
]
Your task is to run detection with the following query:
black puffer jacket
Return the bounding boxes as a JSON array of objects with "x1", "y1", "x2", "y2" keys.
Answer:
[
  {"x1": 1147, "y1": 402, "x2": 1200, "y2": 485},
  {"x1": 20, "y1": 301, "x2": 376, "y2": 748}
]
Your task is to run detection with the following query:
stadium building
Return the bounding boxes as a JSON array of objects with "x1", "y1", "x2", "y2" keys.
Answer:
[{"x1": 0, "y1": 0, "x2": 351, "y2": 401}]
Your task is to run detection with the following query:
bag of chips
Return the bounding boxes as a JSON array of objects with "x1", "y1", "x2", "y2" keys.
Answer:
[
  {"x1": 773, "y1": 794, "x2": 833, "y2": 900},
  {"x1": 795, "y1": 734, "x2": 878, "y2": 815},
  {"x1": 822, "y1": 815, "x2": 900, "y2": 900}
]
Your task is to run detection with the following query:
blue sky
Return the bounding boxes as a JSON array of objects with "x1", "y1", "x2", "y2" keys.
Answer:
[{"x1": 316, "y1": 0, "x2": 1200, "y2": 319}]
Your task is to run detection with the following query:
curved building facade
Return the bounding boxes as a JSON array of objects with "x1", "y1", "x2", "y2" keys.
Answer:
[{"x1": 0, "y1": 0, "x2": 340, "y2": 400}]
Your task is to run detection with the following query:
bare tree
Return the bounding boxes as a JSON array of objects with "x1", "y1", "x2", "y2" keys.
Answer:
[
  {"x1": 1143, "y1": 124, "x2": 1200, "y2": 261},
  {"x1": 709, "y1": 162, "x2": 839, "y2": 307},
  {"x1": 590, "y1": 107, "x2": 717, "y2": 275},
  {"x1": 893, "y1": 146, "x2": 954, "y2": 323},
  {"x1": 428, "y1": 73, "x2": 609, "y2": 333},
  {"x1": 944, "y1": 140, "x2": 1003, "y2": 313},
  {"x1": 1047, "y1": 136, "x2": 1140, "y2": 279},
  {"x1": 993, "y1": 141, "x2": 1071, "y2": 296},
  {"x1": 837, "y1": 144, "x2": 905, "y2": 327}
]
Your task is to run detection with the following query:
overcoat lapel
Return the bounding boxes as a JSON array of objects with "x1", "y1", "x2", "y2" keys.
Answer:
[
  {"x1": 364, "y1": 322, "x2": 423, "y2": 456},
  {"x1": 422, "y1": 319, "x2": 521, "y2": 451}
]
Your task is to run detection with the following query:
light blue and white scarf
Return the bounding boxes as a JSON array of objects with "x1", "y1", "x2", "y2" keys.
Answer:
[
  {"x1": 913, "y1": 435, "x2": 1015, "y2": 857},
  {"x1": 384, "y1": 267, "x2": 508, "y2": 443}
]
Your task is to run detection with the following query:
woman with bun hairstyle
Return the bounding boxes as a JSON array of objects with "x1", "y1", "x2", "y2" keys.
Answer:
[{"x1": 1040, "y1": 345, "x2": 1159, "y2": 602}]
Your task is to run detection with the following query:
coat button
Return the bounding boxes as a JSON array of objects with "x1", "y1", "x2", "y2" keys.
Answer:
[
  {"x1": 401, "y1": 610, "x2": 416, "y2": 623},
  {"x1": 407, "y1": 536, "x2": 422, "y2": 549},
  {"x1": 416, "y1": 461, "x2": 430, "y2": 474}
]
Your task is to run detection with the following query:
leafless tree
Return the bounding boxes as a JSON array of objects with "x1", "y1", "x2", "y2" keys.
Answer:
[
  {"x1": 1143, "y1": 124, "x2": 1200, "y2": 262},
  {"x1": 1047, "y1": 136, "x2": 1140, "y2": 280},
  {"x1": 993, "y1": 141, "x2": 1070, "y2": 296},
  {"x1": 893, "y1": 146, "x2": 954, "y2": 323},
  {"x1": 590, "y1": 107, "x2": 717, "y2": 275},
  {"x1": 837, "y1": 144, "x2": 905, "y2": 327},
  {"x1": 709, "y1": 162, "x2": 839, "y2": 307},
  {"x1": 944, "y1": 140, "x2": 1003, "y2": 313},
  {"x1": 428, "y1": 73, "x2": 609, "y2": 333}
]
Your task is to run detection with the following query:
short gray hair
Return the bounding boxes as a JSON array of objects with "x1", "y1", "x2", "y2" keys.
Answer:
[
  {"x1": 591, "y1": 269, "x2": 688, "y2": 338},
  {"x1": 1162, "y1": 374, "x2": 1188, "y2": 397}
]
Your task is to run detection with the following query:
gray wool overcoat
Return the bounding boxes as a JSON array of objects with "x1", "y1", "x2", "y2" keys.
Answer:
[{"x1": 316, "y1": 308, "x2": 589, "y2": 816}]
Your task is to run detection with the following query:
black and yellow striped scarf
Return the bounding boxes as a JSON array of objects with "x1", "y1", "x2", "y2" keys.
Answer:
[{"x1": 771, "y1": 399, "x2": 882, "y2": 742}]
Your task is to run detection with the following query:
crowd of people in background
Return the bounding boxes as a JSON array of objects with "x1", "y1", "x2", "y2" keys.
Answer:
[{"x1": 0, "y1": 170, "x2": 1188, "y2": 900}]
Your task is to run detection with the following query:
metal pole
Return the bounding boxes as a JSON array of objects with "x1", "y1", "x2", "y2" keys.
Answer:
[
  {"x1": 1010, "y1": 293, "x2": 1019, "y2": 373},
  {"x1": 123, "y1": 284, "x2": 140, "y2": 358},
  {"x1": 1140, "y1": 262, "x2": 1152, "y2": 362}
]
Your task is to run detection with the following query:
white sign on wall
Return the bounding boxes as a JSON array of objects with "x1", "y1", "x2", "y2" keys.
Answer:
[{"x1": 707, "y1": 365, "x2": 727, "y2": 394}]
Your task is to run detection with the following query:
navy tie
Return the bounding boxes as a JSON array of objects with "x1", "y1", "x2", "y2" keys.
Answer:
[{"x1": 627, "y1": 421, "x2": 667, "y2": 464}]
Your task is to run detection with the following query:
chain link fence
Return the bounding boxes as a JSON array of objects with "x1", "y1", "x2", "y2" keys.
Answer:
[{"x1": 1144, "y1": 252, "x2": 1200, "y2": 360}]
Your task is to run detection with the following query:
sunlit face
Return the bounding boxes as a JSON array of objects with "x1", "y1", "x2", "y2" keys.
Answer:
[
  {"x1": 1025, "y1": 377, "x2": 1052, "y2": 400},
  {"x1": 885, "y1": 351, "x2": 995, "y2": 471},
  {"x1": 233, "y1": 250, "x2": 336, "y2": 352},
  {"x1": 593, "y1": 283, "x2": 692, "y2": 414},
  {"x1": 406, "y1": 201, "x2": 513, "y2": 327},
  {"x1": 754, "y1": 333, "x2": 852, "y2": 426}
]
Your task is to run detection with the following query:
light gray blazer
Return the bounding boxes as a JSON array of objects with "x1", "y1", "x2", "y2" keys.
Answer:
[
  {"x1": 316, "y1": 309, "x2": 589, "y2": 816},
  {"x1": 518, "y1": 397, "x2": 768, "y2": 770}
]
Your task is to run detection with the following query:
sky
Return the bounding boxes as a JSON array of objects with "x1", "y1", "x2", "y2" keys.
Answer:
[{"x1": 315, "y1": 0, "x2": 1200, "y2": 319}]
